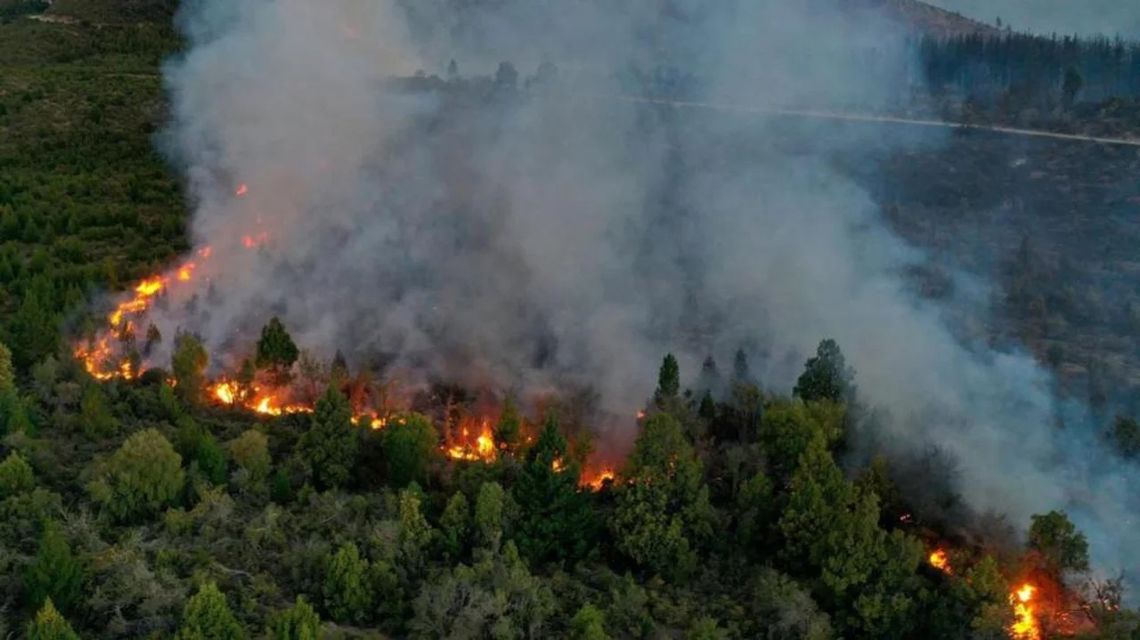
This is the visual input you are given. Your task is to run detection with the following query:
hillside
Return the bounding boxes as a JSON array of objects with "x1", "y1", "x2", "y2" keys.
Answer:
[{"x1": 860, "y1": 0, "x2": 1001, "y2": 37}]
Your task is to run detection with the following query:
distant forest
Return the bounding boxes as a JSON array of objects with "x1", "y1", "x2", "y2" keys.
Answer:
[{"x1": 918, "y1": 33, "x2": 1140, "y2": 107}]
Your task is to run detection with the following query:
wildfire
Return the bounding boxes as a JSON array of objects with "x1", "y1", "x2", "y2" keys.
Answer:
[
  {"x1": 928, "y1": 549, "x2": 952, "y2": 574},
  {"x1": 445, "y1": 420, "x2": 497, "y2": 462},
  {"x1": 552, "y1": 457, "x2": 565, "y2": 472},
  {"x1": 1010, "y1": 583, "x2": 1040, "y2": 640},
  {"x1": 212, "y1": 381, "x2": 237, "y2": 404},
  {"x1": 235, "y1": 183, "x2": 249, "y2": 197},
  {"x1": 581, "y1": 468, "x2": 615, "y2": 491}
]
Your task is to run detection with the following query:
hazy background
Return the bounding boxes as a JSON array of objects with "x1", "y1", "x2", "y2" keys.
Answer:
[{"x1": 929, "y1": 0, "x2": 1140, "y2": 39}]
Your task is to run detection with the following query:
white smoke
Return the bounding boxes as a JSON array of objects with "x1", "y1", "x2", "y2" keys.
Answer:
[{"x1": 154, "y1": 0, "x2": 1139, "y2": 587}]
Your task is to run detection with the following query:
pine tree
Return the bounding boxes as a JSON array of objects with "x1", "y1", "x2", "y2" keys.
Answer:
[
  {"x1": 270, "y1": 596, "x2": 320, "y2": 640},
  {"x1": 8, "y1": 277, "x2": 59, "y2": 370},
  {"x1": 494, "y1": 397, "x2": 522, "y2": 451},
  {"x1": 570, "y1": 603, "x2": 611, "y2": 640},
  {"x1": 79, "y1": 385, "x2": 117, "y2": 439},
  {"x1": 297, "y1": 386, "x2": 357, "y2": 489},
  {"x1": 654, "y1": 354, "x2": 681, "y2": 408},
  {"x1": 176, "y1": 582, "x2": 246, "y2": 640},
  {"x1": 0, "y1": 450, "x2": 35, "y2": 498},
  {"x1": 323, "y1": 542, "x2": 373, "y2": 624},
  {"x1": 437, "y1": 492, "x2": 470, "y2": 561},
  {"x1": 255, "y1": 317, "x2": 299, "y2": 385},
  {"x1": 171, "y1": 332, "x2": 208, "y2": 404},
  {"x1": 512, "y1": 414, "x2": 598, "y2": 564},
  {"x1": 381, "y1": 413, "x2": 437, "y2": 488},
  {"x1": 474, "y1": 481, "x2": 507, "y2": 551},
  {"x1": 612, "y1": 413, "x2": 714, "y2": 580},
  {"x1": 793, "y1": 339, "x2": 855, "y2": 404},
  {"x1": 26, "y1": 598, "x2": 79, "y2": 640},
  {"x1": 0, "y1": 340, "x2": 13, "y2": 393},
  {"x1": 24, "y1": 521, "x2": 85, "y2": 614}
]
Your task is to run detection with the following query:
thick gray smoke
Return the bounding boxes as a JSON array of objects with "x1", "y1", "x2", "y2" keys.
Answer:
[{"x1": 157, "y1": 0, "x2": 1138, "y2": 586}]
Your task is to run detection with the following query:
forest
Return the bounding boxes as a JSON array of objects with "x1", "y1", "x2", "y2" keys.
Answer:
[{"x1": 3, "y1": 2, "x2": 1140, "y2": 639}]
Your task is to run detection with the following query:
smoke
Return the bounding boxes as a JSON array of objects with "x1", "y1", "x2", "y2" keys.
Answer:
[
  {"x1": 157, "y1": 0, "x2": 1138, "y2": 587},
  {"x1": 928, "y1": 0, "x2": 1140, "y2": 39}
]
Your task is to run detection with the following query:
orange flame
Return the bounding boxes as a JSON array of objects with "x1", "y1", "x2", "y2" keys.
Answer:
[
  {"x1": 581, "y1": 468, "x2": 615, "y2": 491},
  {"x1": 1010, "y1": 583, "x2": 1040, "y2": 640},
  {"x1": 177, "y1": 263, "x2": 196, "y2": 282},
  {"x1": 213, "y1": 381, "x2": 237, "y2": 404},
  {"x1": 929, "y1": 549, "x2": 952, "y2": 574},
  {"x1": 445, "y1": 419, "x2": 498, "y2": 462},
  {"x1": 135, "y1": 277, "x2": 164, "y2": 296},
  {"x1": 235, "y1": 183, "x2": 249, "y2": 197}
]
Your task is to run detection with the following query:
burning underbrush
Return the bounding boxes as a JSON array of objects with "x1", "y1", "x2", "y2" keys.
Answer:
[
  {"x1": 921, "y1": 543, "x2": 1106, "y2": 639},
  {"x1": 72, "y1": 218, "x2": 619, "y2": 490}
]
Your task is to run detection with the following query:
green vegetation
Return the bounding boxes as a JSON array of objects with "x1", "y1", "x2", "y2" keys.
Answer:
[{"x1": 2, "y1": 7, "x2": 1139, "y2": 639}]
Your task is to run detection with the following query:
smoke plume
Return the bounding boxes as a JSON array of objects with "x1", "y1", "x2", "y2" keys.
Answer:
[{"x1": 157, "y1": 0, "x2": 1138, "y2": 586}]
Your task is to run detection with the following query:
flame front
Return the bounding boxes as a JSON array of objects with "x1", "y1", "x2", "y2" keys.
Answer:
[
  {"x1": 581, "y1": 468, "x2": 615, "y2": 490},
  {"x1": 446, "y1": 419, "x2": 498, "y2": 462},
  {"x1": 928, "y1": 549, "x2": 951, "y2": 574},
  {"x1": 213, "y1": 381, "x2": 237, "y2": 404},
  {"x1": 1010, "y1": 583, "x2": 1040, "y2": 640}
]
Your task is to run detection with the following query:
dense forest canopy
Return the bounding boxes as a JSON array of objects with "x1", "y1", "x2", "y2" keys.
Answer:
[{"x1": 2, "y1": 0, "x2": 1140, "y2": 639}]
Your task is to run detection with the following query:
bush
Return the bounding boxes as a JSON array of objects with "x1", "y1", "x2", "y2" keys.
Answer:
[{"x1": 87, "y1": 428, "x2": 184, "y2": 522}]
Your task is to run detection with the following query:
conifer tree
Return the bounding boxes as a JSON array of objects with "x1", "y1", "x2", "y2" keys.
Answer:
[
  {"x1": 255, "y1": 317, "x2": 299, "y2": 385},
  {"x1": 26, "y1": 598, "x2": 79, "y2": 640},
  {"x1": 176, "y1": 582, "x2": 246, "y2": 640},
  {"x1": 24, "y1": 521, "x2": 85, "y2": 614},
  {"x1": 512, "y1": 414, "x2": 597, "y2": 564},
  {"x1": 297, "y1": 386, "x2": 357, "y2": 489}
]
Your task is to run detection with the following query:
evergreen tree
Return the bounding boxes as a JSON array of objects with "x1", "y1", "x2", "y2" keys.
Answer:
[
  {"x1": 381, "y1": 413, "x2": 437, "y2": 488},
  {"x1": 1028, "y1": 510, "x2": 1089, "y2": 574},
  {"x1": 79, "y1": 385, "x2": 117, "y2": 439},
  {"x1": 195, "y1": 432, "x2": 227, "y2": 486},
  {"x1": 512, "y1": 414, "x2": 598, "y2": 565},
  {"x1": 0, "y1": 450, "x2": 35, "y2": 498},
  {"x1": 8, "y1": 277, "x2": 59, "y2": 370},
  {"x1": 654, "y1": 354, "x2": 681, "y2": 408},
  {"x1": 323, "y1": 542, "x2": 373, "y2": 624},
  {"x1": 793, "y1": 339, "x2": 855, "y2": 404},
  {"x1": 0, "y1": 340, "x2": 13, "y2": 393},
  {"x1": 437, "y1": 491, "x2": 470, "y2": 562},
  {"x1": 732, "y1": 348, "x2": 752, "y2": 384},
  {"x1": 474, "y1": 481, "x2": 507, "y2": 551},
  {"x1": 26, "y1": 598, "x2": 79, "y2": 640},
  {"x1": 297, "y1": 386, "x2": 357, "y2": 489},
  {"x1": 611, "y1": 413, "x2": 714, "y2": 580},
  {"x1": 494, "y1": 396, "x2": 522, "y2": 451},
  {"x1": 171, "y1": 332, "x2": 208, "y2": 404},
  {"x1": 570, "y1": 603, "x2": 610, "y2": 640},
  {"x1": 255, "y1": 317, "x2": 299, "y2": 385},
  {"x1": 24, "y1": 521, "x2": 85, "y2": 614},
  {"x1": 176, "y1": 582, "x2": 246, "y2": 640},
  {"x1": 397, "y1": 487, "x2": 435, "y2": 579},
  {"x1": 270, "y1": 596, "x2": 320, "y2": 640},
  {"x1": 776, "y1": 439, "x2": 921, "y2": 636}
]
